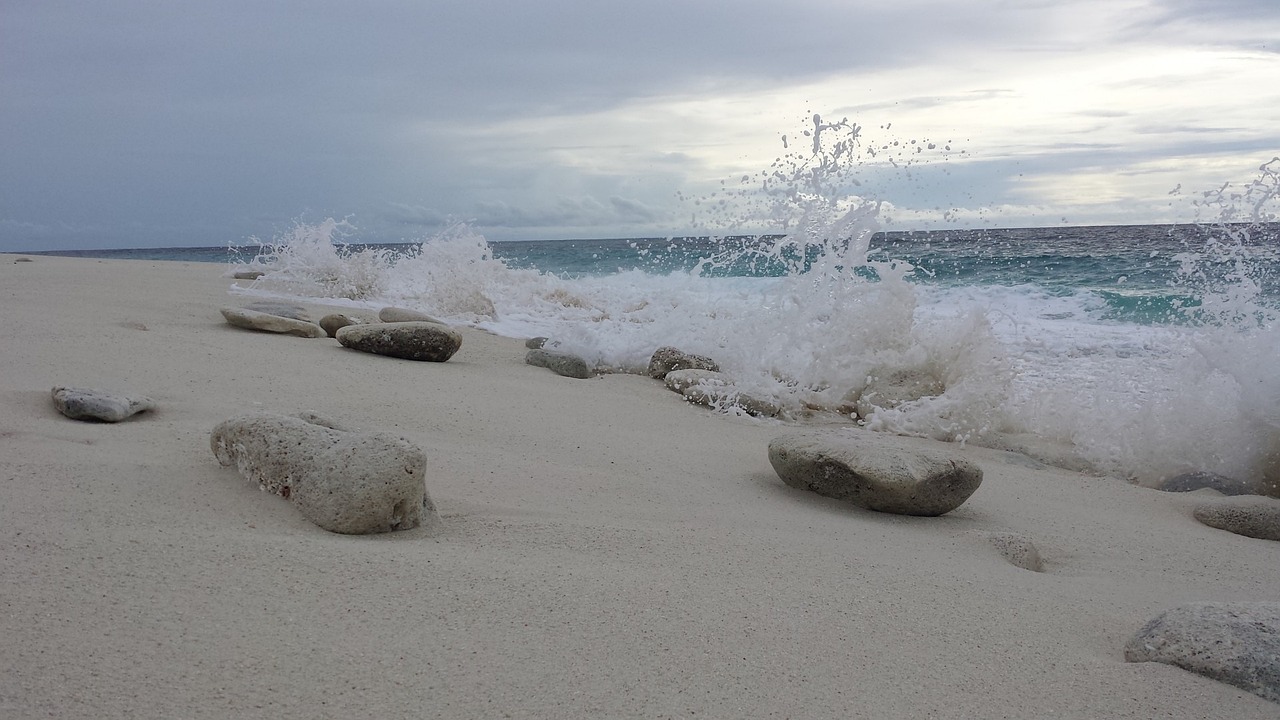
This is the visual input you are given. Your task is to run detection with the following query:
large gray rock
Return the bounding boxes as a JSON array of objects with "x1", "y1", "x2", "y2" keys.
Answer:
[
  {"x1": 1157, "y1": 471, "x2": 1256, "y2": 496},
  {"x1": 51, "y1": 386, "x2": 155, "y2": 422},
  {"x1": 210, "y1": 413, "x2": 435, "y2": 534},
  {"x1": 683, "y1": 384, "x2": 782, "y2": 418},
  {"x1": 1192, "y1": 496, "x2": 1280, "y2": 541},
  {"x1": 319, "y1": 313, "x2": 368, "y2": 338},
  {"x1": 220, "y1": 307, "x2": 325, "y2": 338},
  {"x1": 768, "y1": 430, "x2": 983, "y2": 516},
  {"x1": 1125, "y1": 601, "x2": 1280, "y2": 704},
  {"x1": 378, "y1": 306, "x2": 444, "y2": 324},
  {"x1": 336, "y1": 322, "x2": 462, "y2": 362},
  {"x1": 231, "y1": 270, "x2": 266, "y2": 280},
  {"x1": 525, "y1": 349, "x2": 592, "y2": 379},
  {"x1": 647, "y1": 346, "x2": 720, "y2": 379}
]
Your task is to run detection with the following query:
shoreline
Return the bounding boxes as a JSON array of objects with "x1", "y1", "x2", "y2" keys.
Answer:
[{"x1": 2, "y1": 254, "x2": 1278, "y2": 718}]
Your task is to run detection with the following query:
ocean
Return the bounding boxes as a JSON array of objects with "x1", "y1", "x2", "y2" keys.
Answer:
[{"x1": 23, "y1": 128, "x2": 1280, "y2": 489}]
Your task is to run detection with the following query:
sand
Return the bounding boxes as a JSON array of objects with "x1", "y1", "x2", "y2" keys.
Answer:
[{"x1": 2, "y1": 254, "x2": 1278, "y2": 718}]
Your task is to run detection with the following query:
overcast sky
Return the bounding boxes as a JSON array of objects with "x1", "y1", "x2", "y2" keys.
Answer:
[{"x1": 3, "y1": 0, "x2": 1278, "y2": 251}]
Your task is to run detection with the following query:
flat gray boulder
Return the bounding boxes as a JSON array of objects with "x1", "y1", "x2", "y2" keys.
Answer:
[
  {"x1": 378, "y1": 306, "x2": 444, "y2": 324},
  {"x1": 768, "y1": 431, "x2": 983, "y2": 516},
  {"x1": 242, "y1": 301, "x2": 311, "y2": 321},
  {"x1": 1193, "y1": 496, "x2": 1280, "y2": 541},
  {"x1": 647, "y1": 346, "x2": 720, "y2": 379},
  {"x1": 319, "y1": 313, "x2": 367, "y2": 338},
  {"x1": 525, "y1": 349, "x2": 592, "y2": 379},
  {"x1": 1157, "y1": 470, "x2": 1255, "y2": 496},
  {"x1": 336, "y1": 322, "x2": 462, "y2": 362},
  {"x1": 51, "y1": 386, "x2": 154, "y2": 422},
  {"x1": 211, "y1": 413, "x2": 435, "y2": 534},
  {"x1": 1125, "y1": 601, "x2": 1280, "y2": 704},
  {"x1": 221, "y1": 307, "x2": 325, "y2": 338},
  {"x1": 231, "y1": 269, "x2": 266, "y2": 280}
]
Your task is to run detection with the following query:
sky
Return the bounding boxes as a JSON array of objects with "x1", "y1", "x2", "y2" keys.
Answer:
[{"x1": 2, "y1": 0, "x2": 1278, "y2": 251}]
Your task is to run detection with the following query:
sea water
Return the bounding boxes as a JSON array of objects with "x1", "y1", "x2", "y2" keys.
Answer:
[{"x1": 40, "y1": 121, "x2": 1280, "y2": 488}]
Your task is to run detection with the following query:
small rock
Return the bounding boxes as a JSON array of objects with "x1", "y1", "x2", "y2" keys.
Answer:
[
  {"x1": 525, "y1": 349, "x2": 592, "y2": 379},
  {"x1": 211, "y1": 413, "x2": 435, "y2": 534},
  {"x1": 336, "y1": 322, "x2": 462, "y2": 362},
  {"x1": 51, "y1": 386, "x2": 155, "y2": 423},
  {"x1": 232, "y1": 270, "x2": 266, "y2": 280},
  {"x1": 14, "y1": 257, "x2": 34, "y2": 263},
  {"x1": 1193, "y1": 496, "x2": 1280, "y2": 541},
  {"x1": 220, "y1": 307, "x2": 325, "y2": 338},
  {"x1": 319, "y1": 313, "x2": 367, "y2": 338},
  {"x1": 986, "y1": 532, "x2": 1044, "y2": 572},
  {"x1": 525, "y1": 336, "x2": 549, "y2": 349},
  {"x1": 663, "y1": 369, "x2": 730, "y2": 394},
  {"x1": 684, "y1": 384, "x2": 781, "y2": 418},
  {"x1": 1157, "y1": 471, "x2": 1255, "y2": 496},
  {"x1": 1124, "y1": 601, "x2": 1280, "y2": 704},
  {"x1": 647, "y1": 346, "x2": 720, "y2": 379},
  {"x1": 851, "y1": 366, "x2": 944, "y2": 419},
  {"x1": 242, "y1": 301, "x2": 311, "y2": 321},
  {"x1": 768, "y1": 430, "x2": 983, "y2": 516},
  {"x1": 378, "y1": 306, "x2": 444, "y2": 324}
]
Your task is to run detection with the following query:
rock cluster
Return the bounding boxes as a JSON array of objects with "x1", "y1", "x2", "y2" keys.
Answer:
[
  {"x1": 768, "y1": 430, "x2": 983, "y2": 516},
  {"x1": 1125, "y1": 601, "x2": 1280, "y2": 704},
  {"x1": 211, "y1": 412, "x2": 435, "y2": 534},
  {"x1": 51, "y1": 386, "x2": 155, "y2": 423}
]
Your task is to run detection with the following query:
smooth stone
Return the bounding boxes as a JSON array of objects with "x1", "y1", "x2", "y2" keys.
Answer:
[
  {"x1": 336, "y1": 322, "x2": 462, "y2": 362},
  {"x1": 683, "y1": 384, "x2": 781, "y2": 418},
  {"x1": 1157, "y1": 471, "x2": 1256, "y2": 496},
  {"x1": 525, "y1": 336, "x2": 549, "y2": 349},
  {"x1": 663, "y1": 369, "x2": 729, "y2": 394},
  {"x1": 647, "y1": 346, "x2": 720, "y2": 379},
  {"x1": 986, "y1": 531, "x2": 1044, "y2": 572},
  {"x1": 242, "y1": 301, "x2": 311, "y2": 321},
  {"x1": 220, "y1": 307, "x2": 325, "y2": 338},
  {"x1": 1124, "y1": 601, "x2": 1280, "y2": 704},
  {"x1": 525, "y1": 349, "x2": 592, "y2": 379},
  {"x1": 378, "y1": 306, "x2": 444, "y2": 324},
  {"x1": 232, "y1": 270, "x2": 265, "y2": 280},
  {"x1": 319, "y1": 313, "x2": 367, "y2": 338},
  {"x1": 210, "y1": 412, "x2": 435, "y2": 534},
  {"x1": 51, "y1": 386, "x2": 155, "y2": 423},
  {"x1": 1192, "y1": 496, "x2": 1280, "y2": 541},
  {"x1": 768, "y1": 430, "x2": 983, "y2": 516},
  {"x1": 849, "y1": 366, "x2": 944, "y2": 420}
]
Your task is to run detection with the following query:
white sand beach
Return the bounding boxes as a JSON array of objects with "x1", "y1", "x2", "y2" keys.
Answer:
[{"x1": 2, "y1": 254, "x2": 1278, "y2": 718}]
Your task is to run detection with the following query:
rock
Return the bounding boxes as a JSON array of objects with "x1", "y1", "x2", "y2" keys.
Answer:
[
  {"x1": 232, "y1": 270, "x2": 265, "y2": 280},
  {"x1": 647, "y1": 346, "x2": 720, "y2": 379},
  {"x1": 210, "y1": 413, "x2": 435, "y2": 534},
  {"x1": 378, "y1": 306, "x2": 444, "y2": 324},
  {"x1": 51, "y1": 386, "x2": 155, "y2": 423},
  {"x1": 986, "y1": 532, "x2": 1044, "y2": 572},
  {"x1": 663, "y1": 369, "x2": 730, "y2": 394},
  {"x1": 525, "y1": 349, "x2": 592, "y2": 379},
  {"x1": 525, "y1": 336, "x2": 549, "y2": 349},
  {"x1": 684, "y1": 384, "x2": 782, "y2": 418},
  {"x1": 336, "y1": 322, "x2": 462, "y2": 362},
  {"x1": 242, "y1": 301, "x2": 311, "y2": 321},
  {"x1": 1124, "y1": 601, "x2": 1280, "y2": 704},
  {"x1": 768, "y1": 430, "x2": 983, "y2": 516},
  {"x1": 851, "y1": 366, "x2": 944, "y2": 419},
  {"x1": 1157, "y1": 471, "x2": 1256, "y2": 496},
  {"x1": 1192, "y1": 497, "x2": 1280, "y2": 541},
  {"x1": 14, "y1": 257, "x2": 33, "y2": 263},
  {"x1": 319, "y1": 313, "x2": 367, "y2": 338},
  {"x1": 220, "y1": 307, "x2": 325, "y2": 338}
]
